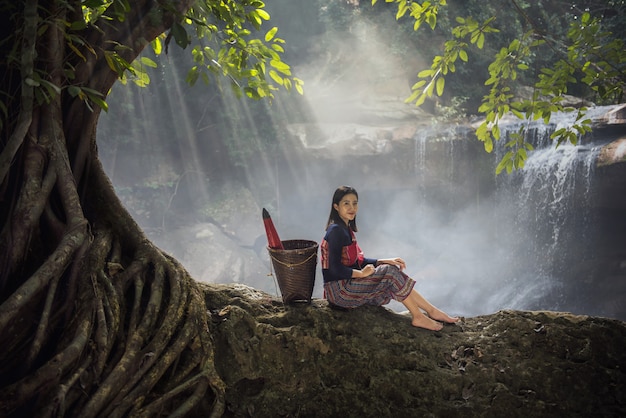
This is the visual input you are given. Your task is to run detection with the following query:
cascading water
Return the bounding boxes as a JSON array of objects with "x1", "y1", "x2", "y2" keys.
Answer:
[
  {"x1": 401, "y1": 106, "x2": 622, "y2": 318},
  {"x1": 485, "y1": 104, "x2": 626, "y2": 318},
  {"x1": 491, "y1": 121, "x2": 603, "y2": 314}
]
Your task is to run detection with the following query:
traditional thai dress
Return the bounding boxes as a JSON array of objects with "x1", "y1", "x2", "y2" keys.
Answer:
[{"x1": 321, "y1": 222, "x2": 415, "y2": 308}]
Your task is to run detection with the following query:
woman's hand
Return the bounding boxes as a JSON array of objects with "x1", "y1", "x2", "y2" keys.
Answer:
[
  {"x1": 357, "y1": 264, "x2": 375, "y2": 278},
  {"x1": 379, "y1": 258, "x2": 406, "y2": 271}
]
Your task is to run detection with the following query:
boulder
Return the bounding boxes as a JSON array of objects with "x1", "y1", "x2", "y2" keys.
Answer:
[{"x1": 205, "y1": 283, "x2": 626, "y2": 417}]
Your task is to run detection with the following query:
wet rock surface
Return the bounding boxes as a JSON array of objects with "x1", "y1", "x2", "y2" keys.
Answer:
[{"x1": 204, "y1": 284, "x2": 626, "y2": 417}]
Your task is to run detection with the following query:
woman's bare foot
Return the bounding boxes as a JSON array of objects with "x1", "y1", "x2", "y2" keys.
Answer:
[
  {"x1": 427, "y1": 308, "x2": 459, "y2": 324},
  {"x1": 411, "y1": 315, "x2": 444, "y2": 331}
]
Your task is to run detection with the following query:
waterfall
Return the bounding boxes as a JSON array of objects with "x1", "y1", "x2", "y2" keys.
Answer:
[
  {"x1": 514, "y1": 143, "x2": 598, "y2": 255},
  {"x1": 403, "y1": 108, "x2": 621, "y2": 318},
  {"x1": 492, "y1": 119, "x2": 603, "y2": 313}
]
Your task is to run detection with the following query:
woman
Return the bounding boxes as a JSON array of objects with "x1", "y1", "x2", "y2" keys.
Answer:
[{"x1": 321, "y1": 186, "x2": 459, "y2": 331}]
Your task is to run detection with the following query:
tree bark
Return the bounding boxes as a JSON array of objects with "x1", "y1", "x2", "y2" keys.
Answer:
[{"x1": 0, "y1": 0, "x2": 222, "y2": 416}]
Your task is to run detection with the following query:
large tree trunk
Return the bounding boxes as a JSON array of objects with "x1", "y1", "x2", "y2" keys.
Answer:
[{"x1": 0, "y1": 1, "x2": 224, "y2": 416}]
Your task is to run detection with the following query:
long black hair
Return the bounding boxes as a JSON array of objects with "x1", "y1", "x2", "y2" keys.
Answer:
[{"x1": 325, "y1": 185, "x2": 359, "y2": 232}]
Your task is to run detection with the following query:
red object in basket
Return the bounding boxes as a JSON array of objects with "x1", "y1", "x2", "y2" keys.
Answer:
[{"x1": 262, "y1": 208, "x2": 284, "y2": 250}]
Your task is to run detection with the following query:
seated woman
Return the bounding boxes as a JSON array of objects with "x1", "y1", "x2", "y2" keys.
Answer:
[{"x1": 321, "y1": 185, "x2": 459, "y2": 331}]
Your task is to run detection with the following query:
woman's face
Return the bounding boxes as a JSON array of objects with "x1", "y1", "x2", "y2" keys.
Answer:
[{"x1": 334, "y1": 193, "x2": 358, "y2": 225}]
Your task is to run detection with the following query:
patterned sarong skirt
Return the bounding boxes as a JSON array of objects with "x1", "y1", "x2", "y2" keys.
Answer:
[{"x1": 323, "y1": 264, "x2": 415, "y2": 308}]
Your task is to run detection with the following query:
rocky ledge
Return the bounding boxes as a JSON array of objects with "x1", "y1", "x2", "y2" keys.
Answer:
[{"x1": 204, "y1": 283, "x2": 625, "y2": 418}]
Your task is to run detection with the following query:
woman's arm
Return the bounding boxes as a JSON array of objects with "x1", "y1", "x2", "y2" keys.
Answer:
[
  {"x1": 354, "y1": 264, "x2": 375, "y2": 278},
  {"x1": 376, "y1": 257, "x2": 406, "y2": 271},
  {"x1": 325, "y1": 226, "x2": 356, "y2": 281}
]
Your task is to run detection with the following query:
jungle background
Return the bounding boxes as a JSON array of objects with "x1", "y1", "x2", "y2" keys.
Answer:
[{"x1": 1, "y1": 0, "x2": 625, "y2": 416}]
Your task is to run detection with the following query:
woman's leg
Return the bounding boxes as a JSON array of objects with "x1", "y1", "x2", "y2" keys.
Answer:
[
  {"x1": 409, "y1": 290, "x2": 459, "y2": 324},
  {"x1": 401, "y1": 291, "x2": 444, "y2": 330},
  {"x1": 401, "y1": 290, "x2": 459, "y2": 330}
]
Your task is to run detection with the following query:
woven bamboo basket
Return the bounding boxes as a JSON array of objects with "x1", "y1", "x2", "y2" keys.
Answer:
[{"x1": 268, "y1": 239, "x2": 318, "y2": 304}]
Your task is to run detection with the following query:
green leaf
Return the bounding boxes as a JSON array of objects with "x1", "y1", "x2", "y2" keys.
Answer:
[
  {"x1": 244, "y1": 86, "x2": 261, "y2": 99},
  {"x1": 427, "y1": 13, "x2": 437, "y2": 30},
  {"x1": 40, "y1": 79, "x2": 62, "y2": 96},
  {"x1": 477, "y1": 102, "x2": 491, "y2": 113},
  {"x1": 295, "y1": 81, "x2": 304, "y2": 95},
  {"x1": 256, "y1": 9, "x2": 270, "y2": 20},
  {"x1": 248, "y1": 11, "x2": 262, "y2": 28},
  {"x1": 492, "y1": 124, "x2": 500, "y2": 140},
  {"x1": 484, "y1": 136, "x2": 493, "y2": 153},
  {"x1": 269, "y1": 69, "x2": 283, "y2": 84},
  {"x1": 396, "y1": 1, "x2": 408, "y2": 20},
  {"x1": 417, "y1": 69, "x2": 434, "y2": 78},
  {"x1": 67, "y1": 85, "x2": 81, "y2": 97},
  {"x1": 80, "y1": 86, "x2": 104, "y2": 97},
  {"x1": 70, "y1": 20, "x2": 87, "y2": 30},
  {"x1": 477, "y1": 33, "x2": 485, "y2": 49},
  {"x1": 140, "y1": 57, "x2": 157, "y2": 68},
  {"x1": 270, "y1": 59, "x2": 291, "y2": 75},
  {"x1": 242, "y1": 69, "x2": 259, "y2": 78},
  {"x1": 411, "y1": 80, "x2": 427, "y2": 89},
  {"x1": 171, "y1": 22, "x2": 189, "y2": 49},
  {"x1": 496, "y1": 151, "x2": 512, "y2": 174},
  {"x1": 405, "y1": 90, "x2": 420, "y2": 103},
  {"x1": 90, "y1": 95, "x2": 109, "y2": 112},
  {"x1": 271, "y1": 44, "x2": 285, "y2": 53},
  {"x1": 425, "y1": 79, "x2": 435, "y2": 96},
  {"x1": 151, "y1": 37, "x2": 162, "y2": 55},
  {"x1": 67, "y1": 42, "x2": 87, "y2": 61},
  {"x1": 511, "y1": 109, "x2": 524, "y2": 119},
  {"x1": 476, "y1": 123, "x2": 493, "y2": 154},
  {"x1": 186, "y1": 67, "x2": 200, "y2": 85},
  {"x1": 265, "y1": 27, "x2": 278, "y2": 42},
  {"x1": 506, "y1": 160, "x2": 513, "y2": 174},
  {"x1": 435, "y1": 77, "x2": 445, "y2": 96}
]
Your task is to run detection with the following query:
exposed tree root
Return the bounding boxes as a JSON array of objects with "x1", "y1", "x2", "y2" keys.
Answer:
[
  {"x1": 0, "y1": 180, "x2": 225, "y2": 416},
  {"x1": 0, "y1": 0, "x2": 225, "y2": 417},
  {"x1": 0, "y1": 0, "x2": 221, "y2": 415},
  {"x1": 0, "y1": 94, "x2": 224, "y2": 416}
]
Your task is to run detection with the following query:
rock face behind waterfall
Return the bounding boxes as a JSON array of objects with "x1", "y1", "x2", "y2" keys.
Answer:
[
  {"x1": 590, "y1": 132, "x2": 626, "y2": 320},
  {"x1": 585, "y1": 105, "x2": 626, "y2": 319},
  {"x1": 207, "y1": 283, "x2": 625, "y2": 417}
]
